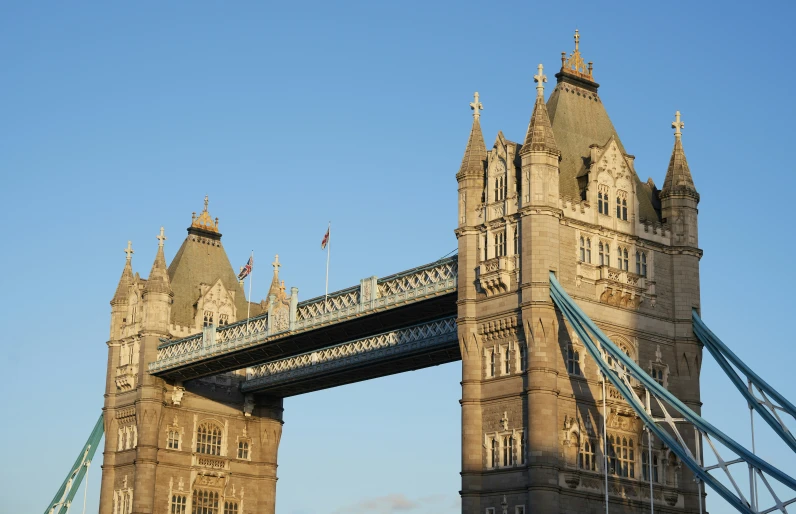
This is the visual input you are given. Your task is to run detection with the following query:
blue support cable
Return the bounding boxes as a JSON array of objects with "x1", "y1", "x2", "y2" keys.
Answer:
[
  {"x1": 549, "y1": 273, "x2": 796, "y2": 513},
  {"x1": 45, "y1": 414, "x2": 104, "y2": 514},
  {"x1": 693, "y1": 310, "x2": 796, "y2": 453}
]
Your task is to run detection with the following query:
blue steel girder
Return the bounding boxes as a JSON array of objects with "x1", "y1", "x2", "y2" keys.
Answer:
[
  {"x1": 242, "y1": 316, "x2": 459, "y2": 396},
  {"x1": 149, "y1": 257, "x2": 458, "y2": 382},
  {"x1": 550, "y1": 273, "x2": 796, "y2": 514}
]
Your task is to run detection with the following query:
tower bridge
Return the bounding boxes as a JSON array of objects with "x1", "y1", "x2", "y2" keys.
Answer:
[{"x1": 46, "y1": 32, "x2": 796, "y2": 514}]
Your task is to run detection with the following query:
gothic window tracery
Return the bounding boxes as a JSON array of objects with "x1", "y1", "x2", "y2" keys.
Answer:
[
  {"x1": 171, "y1": 494, "x2": 187, "y2": 514},
  {"x1": 489, "y1": 350, "x2": 496, "y2": 378},
  {"x1": 642, "y1": 451, "x2": 660, "y2": 482},
  {"x1": 617, "y1": 246, "x2": 629, "y2": 271},
  {"x1": 494, "y1": 175, "x2": 506, "y2": 202},
  {"x1": 203, "y1": 311, "x2": 214, "y2": 328},
  {"x1": 168, "y1": 429, "x2": 181, "y2": 450},
  {"x1": 607, "y1": 434, "x2": 635, "y2": 478},
  {"x1": 635, "y1": 251, "x2": 647, "y2": 276},
  {"x1": 503, "y1": 346, "x2": 511, "y2": 375},
  {"x1": 218, "y1": 314, "x2": 229, "y2": 326},
  {"x1": 579, "y1": 237, "x2": 592, "y2": 263},
  {"x1": 223, "y1": 502, "x2": 239, "y2": 514},
  {"x1": 495, "y1": 231, "x2": 506, "y2": 258},
  {"x1": 486, "y1": 430, "x2": 525, "y2": 469},
  {"x1": 518, "y1": 343, "x2": 526, "y2": 372},
  {"x1": 616, "y1": 191, "x2": 628, "y2": 221},
  {"x1": 599, "y1": 242, "x2": 610, "y2": 266},
  {"x1": 491, "y1": 438, "x2": 499, "y2": 468},
  {"x1": 579, "y1": 438, "x2": 597, "y2": 471},
  {"x1": 503, "y1": 435, "x2": 514, "y2": 466},
  {"x1": 566, "y1": 344, "x2": 581, "y2": 376},
  {"x1": 237, "y1": 439, "x2": 250, "y2": 460},
  {"x1": 196, "y1": 422, "x2": 223, "y2": 456},
  {"x1": 192, "y1": 489, "x2": 219, "y2": 514}
]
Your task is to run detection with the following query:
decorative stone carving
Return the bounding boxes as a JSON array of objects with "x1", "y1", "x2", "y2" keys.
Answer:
[
  {"x1": 478, "y1": 256, "x2": 515, "y2": 297},
  {"x1": 664, "y1": 490, "x2": 678, "y2": 506},
  {"x1": 563, "y1": 471, "x2": 580, "y2": 489},
  {"x1": 243, "y1": 394, "x2": 254, "y2": 417},
  {"x1": 172, "y1": 386, "x2": 185, "y2": 406}
]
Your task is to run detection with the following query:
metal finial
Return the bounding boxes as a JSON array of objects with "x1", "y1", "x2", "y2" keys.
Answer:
[
  {"x1": 157, "y1": 226, "x2": 166, "y2": 248},
  {"x1": 534, "y1": 63, "x2": 547, "y2": 97},
  {"x1": 124, "y1": 241, "x2": 134, "y2": 262},
  {"x1": 574, "y1": 29, "x2": 580, "y2": 51},
  {"x1": 469, "y1": 92, "x2": 483, "y2": 119},
  {"x1": 672, "y1": 111, "x2": 684, "y2": 139},
  {"x1": 203, "y1": 195, "x2": 209, "y2": 212}
]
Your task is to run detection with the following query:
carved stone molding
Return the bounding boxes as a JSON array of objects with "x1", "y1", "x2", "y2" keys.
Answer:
[{"x1": 478, "y1": 256, "x2": 515, "y2": 297}]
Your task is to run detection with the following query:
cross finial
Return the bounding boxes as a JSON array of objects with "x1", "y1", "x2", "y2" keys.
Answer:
[
  {"x1": 124, "y1": 240, "x2": 134, "y2": 262},
  {"x1": 574, "y1": 29, "x2": 580, "y2": 51},
  {"x1": 203, "y1": 195, "x2": 209, "y2": 212},
  {"x1": 157, "y1": 227, "x2": 166, "y2": 248},
  {"x1": 469, "y1": 92, "x2": 483, "y2": 119},
  {"x1": 534, "y1": 63, "x2": 547, "y2": 97},
  {"x1": 272, "y1": 254, "x2": 281, "y2": 273},
  {"x1": 672, "y1": 111, "x2": 684, "y2": 139}
]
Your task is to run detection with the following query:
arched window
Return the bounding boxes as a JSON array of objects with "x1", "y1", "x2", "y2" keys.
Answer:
[
  {"x1": 622, "y1": 198, "x2": 628, "y2": 221},
  {"x1": 519, "y1": 344, "x2": 526, "y2": 372},
  {"x1": 504, "y1": 347, "x2": 511, "y2": 374},
  {"x1": 520, "y1": 433, "x2": 526, "y2": 464},
  {"x1": 513, "y1": 226, "x2": 519, "y2": 255},
  {"x1": 586, "y1": 238, "x2": 592, "y2": 263},
  {"x1": 223, "y1": 502, "x2": 239, "y2": 514},
  {"x1": 608, "y1": 435, "x2": 635, "y2": 478},
  {"x1": 503, "y1": 435, "x2": 514, "y2": 466},
  {"x1": 203, "y1": 311, "x2": 214, "y2": 328},
  {"x1": 579, "y1": 439, "x2": 596, "y2": 470},
  {"x1": 599, "y1": 242, "x2": 605, "y2": 265},
  {"x1": 196, "y1": 422, "x2": 222, "y2": 456},
  {"x1": 172, "y1": 495, "x2": 187, "y2": 514},
  {"x1": 192, "y1": 489, "x2": 219, "y2": 514},
  {"x1": 579, "y1": 237, "x2": 585, "y2": 262},
  {"x1": 491, "y1": 438, "x2": 499, "y2": 468},
  {"x1": 616, "y1": 196, "x2": 621, "y2": 218},
  {"x1": 566, "y1": 344, "x2": 581, "y2": 375},
  {"x1": 495, "y1": 231, "x2": 506, "y2": 258},
  {"x1": 623, "y1": 248, "x2": 629, "y2": 270},
  {"x1": 598, "y1": 192, "x2": 606, "y2": 214},
  {"x1": 641, "y1": 252, "x2": 647, "y2": 276},
  {"x1": 494, "y1": 176, "x2": 506, "y2": 201}
]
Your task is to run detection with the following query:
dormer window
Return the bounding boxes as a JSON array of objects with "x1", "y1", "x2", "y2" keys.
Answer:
[
  {"x1": 203, "y1": 311, "x2": 214, "y2": 328},
  {"x1": 218, "y1": 314, "x2": 229, "y2": 326},
  {"x1": 494, "y1": 176, "x2": 506, "y2": 201}
]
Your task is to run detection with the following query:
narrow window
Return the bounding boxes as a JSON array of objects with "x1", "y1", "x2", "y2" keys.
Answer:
[
  {"x1": 586, "y1": 238, "x2": 592, "y2": 263},
  {"x1": 622, "y1": 198, "x2": 628, "y2": 220},
  {"x1": 567, "y1": 345, "x2": 581, "y2": 376},
  {"x1": 599, "y1": 242, "x2": 605, "y2": 265},
  {"x1": 224, "y1": 502, "x2": 239, "y2": 514},
  {"x1": 494, "y1": 176, "x2": 506, "y2": 201},
  {"x1": 491, "y1": 438, "x2": 499, "y2": 468},
  {"x1": 167, "y1": 430, "x2": 180, "y2": 450},
  {"x1": 504, "y1": 347, "x2": 510, "y2": 374},
  {"x1": 503, "y1": 435, "x2": 514, "y2": 466},
  {"x1": 579, "y1": 439, "x2": 596, "y2": 471},
  {"x1": 515, "y1": 507, "x2": 526, "y2": 514},
  {"x1": 489, "y1": 351, "x2": 496, "y2": 378},
  {"x1": 616, "y1": 197, "x2": 621, "y2": 218},
  {"x1": 520, "y1": 433, "x2": 526, "y2": 464},
  {"x1": 579, "y1": 237, "x2": 585, "y2": 262},
  {"x1": 495, "y1": 232, "x2": 506, "y2": 258},
  {"x1": 218, "y1": 314, "x2": 228, "y2": 326},
  {"x1": 513, "y1": 226, "x2": 519, "y2": 255},
  {"x1": 623, "y1": 248, "x2": 629, "y2": 271},
  {"x1": 598, "y1": 192, "x2": 604, "y2": 214},
  {"x1": 636, "y1": 251, "x2": 641, "y2": 275},
  {"x1": 653, "y1": 454, "x2": 659, "y2": 482},
  {"x1": 605, "y1": 245, "x2": 610, "y2": 266},
  {"x1": 641, "y1": 253, "x2": 647, "y2": 276},
  {"x1": 617, "y1": 247, "x2": 622, "y2": 269},
  {"x1": 642, "y1": 451, "x2": 649, "y2": 481},
  {"x1": 519, "y1": 344, "x2": 526, "y2": 372},
  {"x1": 203, "y1": 311, "x2": 214, "y2": 328},
  {"x1": 237, "y1": 440, "x2": 249, "y2": 460},
  {"x1": 192, "y1": 490, "x2": 219, "y2": 514}
]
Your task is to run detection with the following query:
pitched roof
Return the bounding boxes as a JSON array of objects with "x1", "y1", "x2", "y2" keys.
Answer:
[
  {"x1": 546, "y1": 72, "x2": 660, "y2": 221},
  {"x1": 167, "y1": 224, "x2": 248, "y2": 327},
  {"x1": 521, "y1": 93, "x2": 559, "y2": 155},
  {"x1": 457, "y1": 115, "x2": 487, "y2": 177},
  {"x1": 661, "y1": 134, "x2": 698, "y2": 200}
]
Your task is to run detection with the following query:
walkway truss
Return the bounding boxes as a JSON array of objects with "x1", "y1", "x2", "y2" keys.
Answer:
[{"x1": 550, "y1": 273, "x2": 796, "y2": 514}]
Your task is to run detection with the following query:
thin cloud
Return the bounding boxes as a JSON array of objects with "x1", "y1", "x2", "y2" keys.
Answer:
[{"x1": 331, "y1": 493, "x2": 436, "y2": 514}]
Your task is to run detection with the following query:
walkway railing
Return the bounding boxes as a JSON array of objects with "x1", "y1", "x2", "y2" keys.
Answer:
[{"x1": 149, "y1": 256, "x2": 457, "y2": 374}]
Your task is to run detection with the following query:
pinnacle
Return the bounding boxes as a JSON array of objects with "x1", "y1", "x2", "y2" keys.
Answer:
[
  {"x1": 144, "y1": 239, "x2": 173, "y2": 295},
  {"x1": 661, "y1": 112, "x2": 698, "y2": 201},
  {"x1": 111, "y1": 259, "x2": 134, "y2": 305},
  {"x1": 457, "y1": 114, "x2": 487, "y2": 177},
  {"x1": 520, "y1": 94, "x2": 559, "y2": 156}
]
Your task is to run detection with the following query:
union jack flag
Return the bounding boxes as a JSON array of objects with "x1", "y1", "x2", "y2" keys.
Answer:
[
  {"x1": 238, "y1": 255, "x2": 253, "y2": 280},
  {"x1": 321, "y1": 227, "x2": 330, "y2": 250}
]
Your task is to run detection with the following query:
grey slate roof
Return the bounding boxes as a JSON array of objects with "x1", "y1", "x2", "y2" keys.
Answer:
[
  {"x1": 661, "y1": 137, "x2": 698, "y2": 200},
  {"x1": 144, "y1": 246, "x2": 172, "y2": 296},
  {"x1": 521, "y1": 93, "x2": 559, "y2": 155},
  {"x1": 546, "y1": 72, "x2": 660, "y2": 222},
  {"x1": 112, "y1": 261, "x2": 133, "y2": 304},
  {"x1": 167, "y1": 227, "x2": 249, "y2": 327}
]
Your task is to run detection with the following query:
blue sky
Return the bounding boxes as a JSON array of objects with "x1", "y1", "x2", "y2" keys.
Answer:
[{"x1": 1, "y1": 2, "x2": 795, "y2": 513}]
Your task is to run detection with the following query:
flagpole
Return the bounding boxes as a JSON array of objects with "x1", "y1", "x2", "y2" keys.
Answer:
[
  {"x1": 324, "y1": 222, "x2": 331, "y2": 313},
  {"x1": 247, "y1": 251, "x2": 253, "y2": 334}
]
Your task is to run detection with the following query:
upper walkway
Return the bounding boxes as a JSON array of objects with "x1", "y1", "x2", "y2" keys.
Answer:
[{"x1": 148, "y1": 256, "x2": 458, "y2": 382}]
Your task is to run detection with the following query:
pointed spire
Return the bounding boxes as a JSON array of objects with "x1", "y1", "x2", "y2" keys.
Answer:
[
  {"x1": 267, "y1": 254, "x2": 281, "y2": 299},
  {"x1": 661, "y1": 111, "x2": 699, "y2": 200},
  {"x1": 144, "y1": 227, "x2": 173, "y2": 295},
  {"x1": 112, "y1": 241, "x2": 135, "y2": 304},
  {"x1": 560, "y1": 29, "x2": 594, "y2": 81},
  {"x1": 457, "y1": 92, "x2": 487, "y2": 177},
  {"x1": 521, "y1": 64, "x2": 559, "y2": 156}
]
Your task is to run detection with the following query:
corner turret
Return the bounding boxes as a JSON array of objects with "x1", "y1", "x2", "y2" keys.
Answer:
[
  {"x1": 457, "y1": 92, "x2": 487, "y2": 227},
  {"x1": 661, "y1": 111, "x2": 699, "y2": 246},
  {"x1": 143, "y1": 227, "x2": 173, "y2": 334},
  {"x1": 110, "y1": 240, "x2": 135, "y2": 339}
]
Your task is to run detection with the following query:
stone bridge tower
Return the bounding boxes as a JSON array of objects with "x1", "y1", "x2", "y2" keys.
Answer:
[
  {"x1": 99, "y1": 199, "x2": 289, "y2": 514},
  {"x1": 455, "y1": 32, "x2": 703, "y2": 513}
]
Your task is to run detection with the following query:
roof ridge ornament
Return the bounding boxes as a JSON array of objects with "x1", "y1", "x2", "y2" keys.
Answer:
[
  {"x1": 190, "y1": 195, "x2": 220, "y2": 233},
  {"x1": 560, "y1": 29, "x2": 594, "y2": 81},
  {"x1": 157, "y1": 227, "x2": 166, "y2": 248},
  {"x1": 534, "y1": 63, "x2": 547, "y2": 97},
  {"x1": 469, "y1": 92, "x2": 483, "y2": 119},
  {"x1": 672, "y1": 111, "x2": 684, "y2": 140},
  {"x1": 124, "y1": 240, "x2": 134, "y2": 262}
]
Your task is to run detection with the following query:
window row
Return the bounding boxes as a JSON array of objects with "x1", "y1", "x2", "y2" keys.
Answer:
[
  {"x1": 490, "y1": 229, "x2": 520, "y2": 259},
  {"x1": 485, "y1": 343, "x2": 526, "y2": 378},
  {"x1": 485, "y1": 506, "x2": 525, "y2": 514},
  {"x1": 486, "y1": 432, "x2": 526, "y2": 469},
  {"x1": 578, "y1": 434, "x2": 672, "y2": 484},
  {"x1": 113, "y1": 489, "x2": 133, "y2": 514},
  {"x1": 596, "y1": 191, "x2": 628, "y2": 221},
  {"x1": 203, "y1": 311, "x2": 229, "y2": 328},
  {"x1": 578, "y1": 237, "x2": 648, "y2": 277},
  {"x1": 165, "y1": 423, "x2": 251, "y2": 460},
  {"x1": 170, "y1": 490, "x2": 239, "y2": 514},
  {"x1": 117, "y1": 425, "x2": 137, "y2": 451}
]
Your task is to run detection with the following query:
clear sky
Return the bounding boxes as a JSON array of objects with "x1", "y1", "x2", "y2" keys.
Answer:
[{"x1": 1, "y1": 2, "x2": 795, "y2": 513}]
